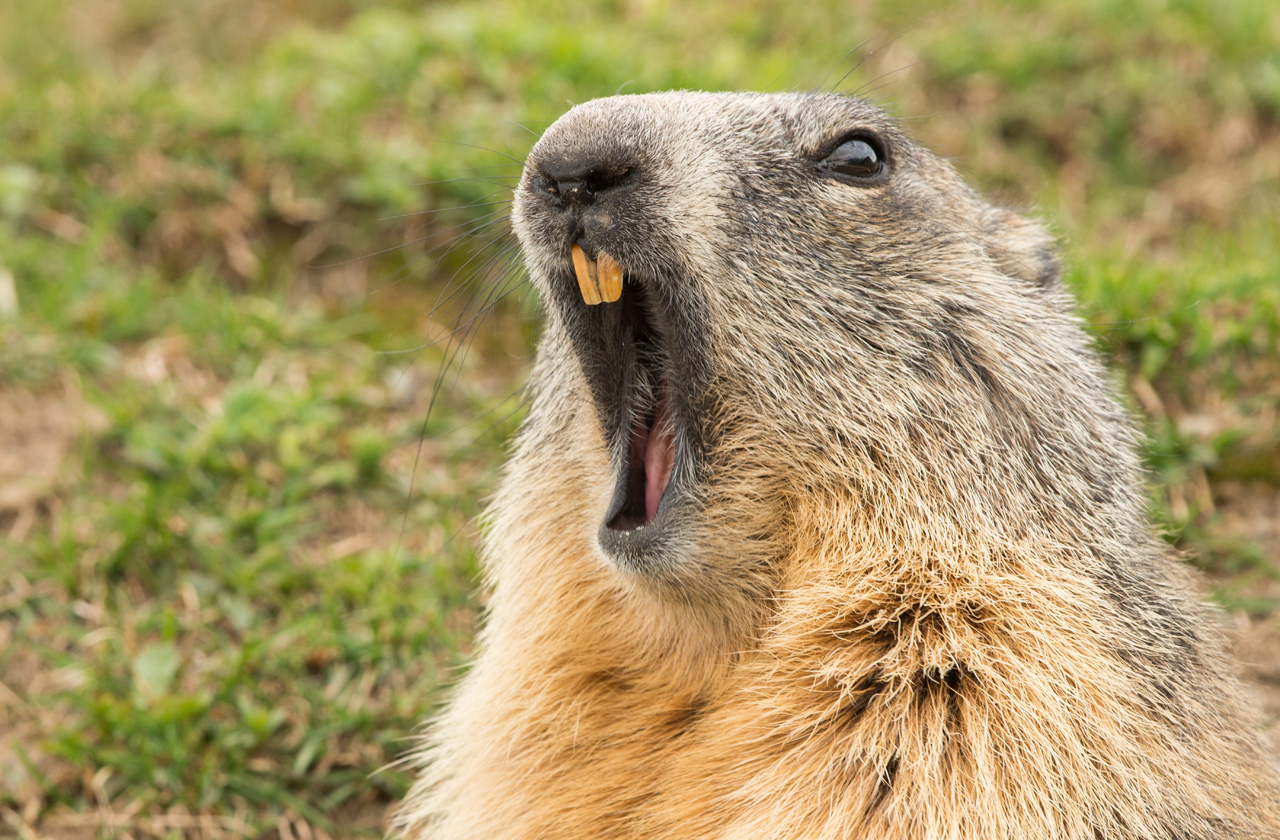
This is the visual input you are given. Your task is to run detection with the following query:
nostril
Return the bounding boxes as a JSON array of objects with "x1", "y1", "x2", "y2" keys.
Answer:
[
  {"x1": 538, "y1": 158, "x2": 638, "y2": 208},
  {"x1": 557, "y1": 177, "x2": 592, "y2": 207},
  {"x1": 581, "y1": 166, "x2": 634, "y2": 194}
]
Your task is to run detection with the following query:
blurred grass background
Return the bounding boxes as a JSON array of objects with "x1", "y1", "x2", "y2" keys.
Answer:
[{"x1": 1, "y1": 0, "x2": 1278, "y2": 837}]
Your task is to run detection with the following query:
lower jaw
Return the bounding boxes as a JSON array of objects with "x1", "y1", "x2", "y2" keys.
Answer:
[{"x1": 596, "y1": 504, "x2": 682, "y2": 576}]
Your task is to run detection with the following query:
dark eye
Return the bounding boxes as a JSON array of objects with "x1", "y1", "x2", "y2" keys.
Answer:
[{"x1": 821, "y1": 136, "x2": 887, "y2": 182}]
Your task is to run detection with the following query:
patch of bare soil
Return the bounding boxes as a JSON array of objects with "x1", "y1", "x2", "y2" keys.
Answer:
[
  {"x1": 1217, "y1": 482, "x2": 1280, "y2": 572},
  {"x1": 0, "y1": 382, "x2": 81, "y2": 523},
  {"x1": 1236, "y1": 615, "x2": 1280, "y2": 758},
  {"x1": 1218, "y1": 482, "x2": 1280, "y2": 757},
  {"x1": 5, "y1": 804, "x2": 387, "y2": 840}
]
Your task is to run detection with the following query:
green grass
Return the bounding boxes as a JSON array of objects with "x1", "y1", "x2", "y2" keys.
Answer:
[{"x1": 2, "y1": 0, "x2": 1279, "y2": 836}]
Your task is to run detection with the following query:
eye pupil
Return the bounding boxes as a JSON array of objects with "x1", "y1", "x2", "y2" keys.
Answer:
[{"x1": 824, "y1": 138, "x2": 883, "y2": 180}]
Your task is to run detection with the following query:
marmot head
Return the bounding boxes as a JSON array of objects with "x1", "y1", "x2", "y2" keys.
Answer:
[{"x1": 512, "y1": 92, "x2": 1134, "y2": 600}]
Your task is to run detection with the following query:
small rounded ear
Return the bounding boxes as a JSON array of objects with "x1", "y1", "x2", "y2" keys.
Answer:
[{"x1": 980, "y1": 208, "x2": 1062, "y2": 291}]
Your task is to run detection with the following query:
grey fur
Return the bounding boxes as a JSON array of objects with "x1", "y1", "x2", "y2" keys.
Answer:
[{"x1": 396, "y1": 92, "x2": 1280, "y2": 840}]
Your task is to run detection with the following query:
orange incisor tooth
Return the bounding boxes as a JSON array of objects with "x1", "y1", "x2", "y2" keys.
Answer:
[
  {"x1": 570, "y1": 244, "x2": 602, "y2": 305},
  {"x1": 596, "y1": 251, "x2": 623, "y2": 303}
]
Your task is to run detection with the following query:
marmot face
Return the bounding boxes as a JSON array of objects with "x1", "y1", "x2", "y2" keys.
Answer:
[{"x1": 513, "y1": 92, "x2": 1112, "y2": 592}]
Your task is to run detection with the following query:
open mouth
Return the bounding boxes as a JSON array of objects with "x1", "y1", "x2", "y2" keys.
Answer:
[
  {"x1": 605, "y1": 308, "x2": 675, "y2": 531},
  {"x1": 570, "y1": 246, "x2": 678, "y2": 533}
]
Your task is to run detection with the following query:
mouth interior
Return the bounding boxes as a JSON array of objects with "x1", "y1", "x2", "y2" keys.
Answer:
[{"x1": 606, "y1": 285, "x2": 676, "y2": 532}]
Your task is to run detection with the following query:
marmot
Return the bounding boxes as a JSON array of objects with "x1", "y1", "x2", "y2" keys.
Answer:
[{"x1": 395, "y1": 92, "x2": 1280, "y2": 839}]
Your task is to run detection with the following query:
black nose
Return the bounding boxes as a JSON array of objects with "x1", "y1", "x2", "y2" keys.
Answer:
[{"x1": 538, "y1": 156, "x2": 637, "y2": 209}]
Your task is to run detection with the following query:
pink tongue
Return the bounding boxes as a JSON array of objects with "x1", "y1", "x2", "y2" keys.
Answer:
[{"x1": 644, "y1": 387, "x2": 675, "y2": 522}]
